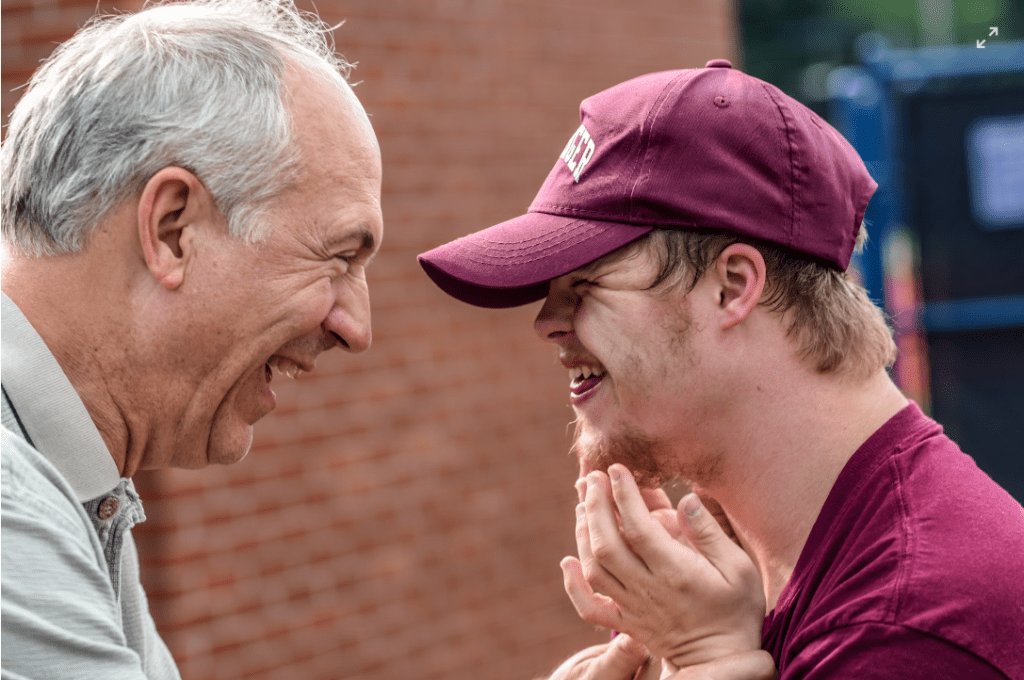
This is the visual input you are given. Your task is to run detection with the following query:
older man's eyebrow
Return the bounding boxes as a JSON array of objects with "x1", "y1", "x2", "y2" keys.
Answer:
[{"x1": 326, "y1": 227, "x2": 377, "y2": 254}]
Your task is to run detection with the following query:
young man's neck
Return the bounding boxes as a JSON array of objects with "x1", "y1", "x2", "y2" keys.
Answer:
[{"x1": 693, "y1": 367, "x2": 908, "y2": 611}]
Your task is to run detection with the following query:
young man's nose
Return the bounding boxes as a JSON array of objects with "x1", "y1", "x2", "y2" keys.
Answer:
[{"x1": 533, "y1": 277, "x2": 577, "y2": 342}]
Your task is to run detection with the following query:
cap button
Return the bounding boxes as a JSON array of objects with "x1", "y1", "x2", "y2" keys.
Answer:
[{"x1": 705, "y1": 59, "x2": 732, "y2": 69}]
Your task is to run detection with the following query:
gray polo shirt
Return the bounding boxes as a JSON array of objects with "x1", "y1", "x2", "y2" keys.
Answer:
[{"x1": 1, "y1": 292, "x2": 181, "y2": 679}]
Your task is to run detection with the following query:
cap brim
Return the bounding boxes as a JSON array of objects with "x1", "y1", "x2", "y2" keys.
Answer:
[{"x1": 418, "y1": 212, "x2": 653, "y2": 308}]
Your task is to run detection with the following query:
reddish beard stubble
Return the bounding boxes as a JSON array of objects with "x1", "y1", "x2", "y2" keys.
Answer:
[
  {"x1": 571, "y1": 419, "x2": 724, "y2": 490},
  {"x1": 571, "y1": 420, "x2": 666, "y2": 488}
]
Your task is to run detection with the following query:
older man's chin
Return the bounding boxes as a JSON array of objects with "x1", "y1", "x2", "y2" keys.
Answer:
[
  {"x1": 197, "y1": 364, "x2": 280, "y2": 466},
  {"x1": 205, "y1": 422, "x2": 255, "y2": 467},
  {"x1": 199, "y1": 394, "x2": 263, "y2": 467}
]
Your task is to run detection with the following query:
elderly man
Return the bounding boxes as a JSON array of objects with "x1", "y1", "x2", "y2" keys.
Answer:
[
  {"x1": 419, "y1": 62, "x2": 1024, "y2": 679},
  {"x1": 1, "y1": 0, "x2": 381, "y2": 676}
]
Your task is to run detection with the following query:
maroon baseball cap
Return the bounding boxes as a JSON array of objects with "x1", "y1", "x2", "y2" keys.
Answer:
[{"x1": 418, "y1": 60, "x2": 877, "y2": 309}]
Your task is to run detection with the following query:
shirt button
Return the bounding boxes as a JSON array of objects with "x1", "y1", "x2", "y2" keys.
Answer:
[{"x1": 97, "y1": 497, "x2": 120, "y2": 519}]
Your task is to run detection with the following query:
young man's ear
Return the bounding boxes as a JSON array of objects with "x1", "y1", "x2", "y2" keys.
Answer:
[
  {"x1": 136, "y1": 167, "x2": 216, "y2": 290},
  {"x1": 713, "y1": 243, "x2": 767, "y2": 330}
]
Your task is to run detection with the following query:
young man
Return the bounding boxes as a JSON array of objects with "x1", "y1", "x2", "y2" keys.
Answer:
[{"x1": 419, "y1": 61, "x2": 1024, "y2": 679}]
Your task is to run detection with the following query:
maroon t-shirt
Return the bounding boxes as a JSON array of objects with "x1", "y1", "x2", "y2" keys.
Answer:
[{"x1": 762, "y1": 402, "x2": 1024, "y2": 678}]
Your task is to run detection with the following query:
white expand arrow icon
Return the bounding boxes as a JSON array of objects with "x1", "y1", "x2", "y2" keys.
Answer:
[
  {"x1": 990, "y1": 27, "x2": 999, "y2": 36},
  {"x1": 977, "y1": 39, "x2": 986, "y2": 48}
]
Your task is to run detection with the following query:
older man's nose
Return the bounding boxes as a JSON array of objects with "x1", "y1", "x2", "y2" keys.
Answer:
[{"x1": 325, "y1": 287, "x2": 372, "y2": 353}]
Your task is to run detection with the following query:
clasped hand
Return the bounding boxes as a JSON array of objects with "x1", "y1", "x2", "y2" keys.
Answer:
[{"x1": 561, "y1": 464, "x2": 767, "y2": 673}]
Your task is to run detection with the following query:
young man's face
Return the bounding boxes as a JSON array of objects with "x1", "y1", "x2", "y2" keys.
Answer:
[{"x1": 533, "y1": 240, "x2": 724, "y2": 486}]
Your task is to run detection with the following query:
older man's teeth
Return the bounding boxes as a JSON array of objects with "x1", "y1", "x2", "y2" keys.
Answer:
[{"x1": 269, "y1": 357, "x2": 304, "y2": 380}]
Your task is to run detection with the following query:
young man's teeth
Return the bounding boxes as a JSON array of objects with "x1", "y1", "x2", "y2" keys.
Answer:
[{"x1": 569, "y1": 365, "x2": 604, "y2": 384}]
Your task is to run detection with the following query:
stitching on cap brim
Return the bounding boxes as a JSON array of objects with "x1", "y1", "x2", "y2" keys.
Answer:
[{"x1": 418, "y1": 213, "x2": 651, "y2": 307}]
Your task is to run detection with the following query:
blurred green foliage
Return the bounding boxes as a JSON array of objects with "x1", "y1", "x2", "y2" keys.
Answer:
[{"x1": 738, "y1": 0, "x2": 1023, "y2": 105}]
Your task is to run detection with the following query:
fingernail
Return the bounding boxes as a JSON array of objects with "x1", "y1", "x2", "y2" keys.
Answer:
[
  {"x1": 682, "y1": 493, "x2": 702, "y2": 518},
  {"x1": 575, "y1": 479, "x2": 586, "y2": 501},
  {"x1": 609, "y1": 466, "x2": 621, "y2": 483}
]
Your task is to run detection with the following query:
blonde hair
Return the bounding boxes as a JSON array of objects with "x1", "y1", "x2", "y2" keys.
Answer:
[{"x1": 643, "y1": 226, "x2": 897, "y2": 380}]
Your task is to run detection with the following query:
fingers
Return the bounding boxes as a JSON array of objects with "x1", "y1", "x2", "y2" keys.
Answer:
[
  {"x1": 666, "y1": 650, "x2": 777, "y2": 680},
  {"x1": 580, "y1": 474, "x2": 682, "y2": 539},
  {"x1": 641, "y1": 486, "x2": 685, "y2": 538},
  {"x1": 604, "y1": 465, "x2": 680, "y2": 573},
  {"x1": 561, "y1": 556, "x2": 622, "y2": 630},
  {"x1": 650, "y1": 508, "x2": 684, "y2": 539},
  {"x1": 576, "y1": 493, "x2": 627, "y2": 593},
  {"x1": 545, "y1": 642, "x2": 610, "y2": 680},
  {"x1": 590, "y1": 474, "x2": 673, "y2": 516},
  {"x1": 635, "y1": 656, "x2": 662, "y2": 680},
  {"x1": 676, "y1": 494, "x2": 752, "y2": 583},
  {"x1": 592, "y1": 634, "x2": 652, "y2": 680},
  {"x1": 640, "y1": 486, "x2": 673, "y2": 513},
  {"x1": 695, "y1": 491, "x2": 738, "y2": 543},
  {"x1": 545, "y1": 635, "x2": 651, "y2": 680},
  {"x1": 584, "y1": 472, "x2": 650, "y2": 581}
]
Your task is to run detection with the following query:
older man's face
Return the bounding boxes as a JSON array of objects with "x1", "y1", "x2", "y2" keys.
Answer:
[{"x1": 162, "y1": 66, "x2": 383, "y2": 468}]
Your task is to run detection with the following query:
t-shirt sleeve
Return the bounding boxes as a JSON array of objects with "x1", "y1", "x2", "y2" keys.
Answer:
[
  {"x1": 782, "y1": 622, "x2": 1010, "y2": 679},
  {"x1": 1, "y1": 432, "x2": 150, "y2": 680}
]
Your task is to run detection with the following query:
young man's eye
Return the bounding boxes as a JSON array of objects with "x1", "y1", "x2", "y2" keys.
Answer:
[{"x1": 571, "y1": 278, "x2": 595, "y2": 289}]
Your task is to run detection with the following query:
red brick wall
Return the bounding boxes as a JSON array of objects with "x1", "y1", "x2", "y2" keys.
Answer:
[{"x1": 1, "y1": 1, "x2": 738, "y2": 678}]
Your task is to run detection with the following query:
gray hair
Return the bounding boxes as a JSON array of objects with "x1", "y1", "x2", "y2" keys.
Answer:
[{"x1": 1, "y1": 0, "x2": 352, "y2": 255}]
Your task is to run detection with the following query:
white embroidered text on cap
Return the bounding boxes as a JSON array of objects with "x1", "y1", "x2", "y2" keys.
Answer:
[{"x1": 559, "y1": 123, "x2": 596, "y2": 183}]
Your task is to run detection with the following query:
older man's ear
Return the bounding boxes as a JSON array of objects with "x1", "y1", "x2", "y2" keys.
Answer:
[{"x1": 136, "y1": 166, "x2": 216, "y2": 291}]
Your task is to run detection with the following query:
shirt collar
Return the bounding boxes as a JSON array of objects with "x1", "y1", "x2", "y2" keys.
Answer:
[{"x1": 1, "y1": 292, "x2": 121, "y2": 501}]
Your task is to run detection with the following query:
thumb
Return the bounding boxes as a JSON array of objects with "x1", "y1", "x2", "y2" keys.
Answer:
[
  {"x1": 548, "y1": 635, "x2": 650, "y2": 680},
  {"x1": 676, "y1": 493, "x2": 746, "y2": 576},
  {"x1": 595, "y1": 634, "x2": 651, "y2": 679}
]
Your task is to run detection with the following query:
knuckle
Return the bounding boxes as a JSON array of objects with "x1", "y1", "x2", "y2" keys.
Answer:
[
  {"x1": 590, "y1": 538, "x2": 615, "y2": 562},
  {"x1": 580, "y1": 557, "x2": 601, "y2": 583},
  {"x1": 577, "y1": 605, "x2": 605, "y2": 626},
  {"x1": 581, "y1": 567, "x2": 611, "y2": 594},
  {"x1": 692, "y1": 517, "x2": 718, "y2": 541},
  {"x1": 664, "y1": 569, "x2": 690, "y2": 592},
  {"x1": 621, "y1": 523, "x2": 648, "y2": 547}
]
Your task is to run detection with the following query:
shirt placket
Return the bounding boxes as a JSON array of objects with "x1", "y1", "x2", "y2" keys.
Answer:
[{"x1": 82, "y1": 479, "x2": 147, "y2": 600}]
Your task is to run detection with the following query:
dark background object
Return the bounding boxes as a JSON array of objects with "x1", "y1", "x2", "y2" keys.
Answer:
[{"x1": 829, "y1": 40, "x2": 1024, "y2": 502}]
